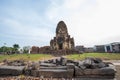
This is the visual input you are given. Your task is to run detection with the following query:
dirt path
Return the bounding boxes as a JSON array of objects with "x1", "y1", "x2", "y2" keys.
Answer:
[
  {"x1": 112, "y1": 61, "x2": 120, "y2": 80},
  {"x1": 115, "y1": 65, "x2": 120, "y2": 80}
]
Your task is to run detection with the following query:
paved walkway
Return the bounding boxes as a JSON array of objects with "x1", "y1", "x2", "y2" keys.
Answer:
[
  {"x1": 103, "y1": 60, "x2": 120, "y2": 65},
  {"x1": 113, "y1": 63, "x2": 120, "y2": 65}
]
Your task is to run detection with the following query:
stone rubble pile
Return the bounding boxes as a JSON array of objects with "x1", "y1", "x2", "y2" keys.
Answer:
[
  {"x1": 3, "y1": 59, "x2": 27, "y2": 66},
  {"x1": 0, "y1": 57, "x2": 116, "y2": 79}
]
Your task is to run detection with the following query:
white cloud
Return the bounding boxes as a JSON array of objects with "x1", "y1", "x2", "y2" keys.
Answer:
[
  {"x1": 1, "y1": 0, "x2": 120, "y2": 47},
  {"x1": 1, "y1": 17, "x2": 54, "y2": 46},
  {"x1": 46, "y1": 0, "x2": 120, "y2": 47}
]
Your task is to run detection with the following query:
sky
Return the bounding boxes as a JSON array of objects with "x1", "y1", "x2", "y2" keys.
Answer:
[{"x1": 0, "y1": 0, "x2": 120, "y2": 48}]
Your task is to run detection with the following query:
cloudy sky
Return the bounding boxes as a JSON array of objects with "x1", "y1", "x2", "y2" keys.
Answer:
[{"x1": 0, "y1": 0, "x2": 120, "y2": 48}]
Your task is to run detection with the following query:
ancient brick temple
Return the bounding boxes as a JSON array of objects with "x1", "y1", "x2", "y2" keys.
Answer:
[
  {"x1": 31, "y1": 21, "x2": 78, "y2": 55},
  {"x1": 50, "y1": 21, "x2": 74, "y2": 50}
]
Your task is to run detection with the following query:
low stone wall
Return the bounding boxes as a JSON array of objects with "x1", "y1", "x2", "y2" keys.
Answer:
[
  {"x1": 30, "y1": 46, "x2": 80, "y2": 56},
  {"x1": 0, "y1": 57, "x2": 116, "y2": 79},
  {"x1": 39, "y1": 50, "x2": 80, "y2": 56}
]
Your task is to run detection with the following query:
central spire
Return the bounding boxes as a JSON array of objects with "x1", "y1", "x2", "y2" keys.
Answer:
[{"x1": 56, "y1": 21, "x2": 68, "y2": 37}]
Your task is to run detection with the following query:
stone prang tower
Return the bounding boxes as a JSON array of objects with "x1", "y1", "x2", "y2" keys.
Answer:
[{"x1": 50, "y1": 21, "x2": 74, "y2": 50}]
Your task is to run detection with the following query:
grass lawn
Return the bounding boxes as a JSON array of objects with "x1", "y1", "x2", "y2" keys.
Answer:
[
  {"x1": 0, "y1": 53, "x2": 120, "y2": 62},
  {"x1": 0, "y1": 54, "x2": 53, "y2": 62},
  {"x1": 66, "y1": 53, "x2": 120, "y2": 60}
]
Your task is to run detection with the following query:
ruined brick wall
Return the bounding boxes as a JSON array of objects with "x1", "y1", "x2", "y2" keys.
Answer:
[{"x1": 30, "y1": 46, "x2": 39, "y2": 53}]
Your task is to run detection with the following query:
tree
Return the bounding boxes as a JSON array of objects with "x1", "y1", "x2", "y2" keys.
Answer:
[
  {"x1": 0, "y1": 46, "x2": 7, "y2": 52},
  {"x1": 0, "y1": 46, "x2": 14, "y2": 54},
  {"x1": 13, "y1": 44, "x2": 20, "y2": 53},
  {"x1": 23, "y1": 46, "x2": 31, "y2": 53}
]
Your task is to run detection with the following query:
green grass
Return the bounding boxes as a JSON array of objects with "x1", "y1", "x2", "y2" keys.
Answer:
[
  {"x1": 0, "y1": 54, "x2": 53, "y2": 62},
  {"x1": 0, "y1": 53, "x2": 120, "y2": 62},
  {"x1": 66, "y1": 53, "x2": 120, "y2": 60}
]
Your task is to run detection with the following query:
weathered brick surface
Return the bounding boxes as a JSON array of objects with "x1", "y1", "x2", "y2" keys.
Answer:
[
  {"x1": 0, "y1": 66, "x2": 25, "y2": 76},
  {"x1": 0, "y1": 57, "x2": 116, "y2": 79},
  {"x1": 37, "y1": 69, "x2": 74, "y2": 78}
]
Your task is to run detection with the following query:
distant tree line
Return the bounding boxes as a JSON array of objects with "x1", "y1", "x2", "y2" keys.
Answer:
[{"x1": 0, "y1": 44, "x2": 30, "y2": 54}]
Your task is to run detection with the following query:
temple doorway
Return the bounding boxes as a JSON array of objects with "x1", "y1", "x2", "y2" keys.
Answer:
[{"x1": 59, "y1": 43, "x2": 63, "y2": 50}]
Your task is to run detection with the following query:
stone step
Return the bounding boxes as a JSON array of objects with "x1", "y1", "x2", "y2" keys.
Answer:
[
  {"x1": 40, "y1": 63, "x2": 56, "y2": 67},
  {"x1": 0, "y1": 65, "x2": 25, "y2": 76},
  {"x1": 40, "y1": 66, "x2": 67, "y2": 70},
  {"x1": 31, "y1": 69, "x2": 74, "y2": 78}
]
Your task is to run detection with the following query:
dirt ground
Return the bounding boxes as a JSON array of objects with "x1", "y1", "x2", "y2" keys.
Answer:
[{"x1": 115, "y1": 65, "x2": 120, "y2": 80}]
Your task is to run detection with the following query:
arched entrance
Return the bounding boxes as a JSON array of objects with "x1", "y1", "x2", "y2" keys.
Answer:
[{"x1": 59, "y1": 43, "x2": 63, "y2": 50}]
